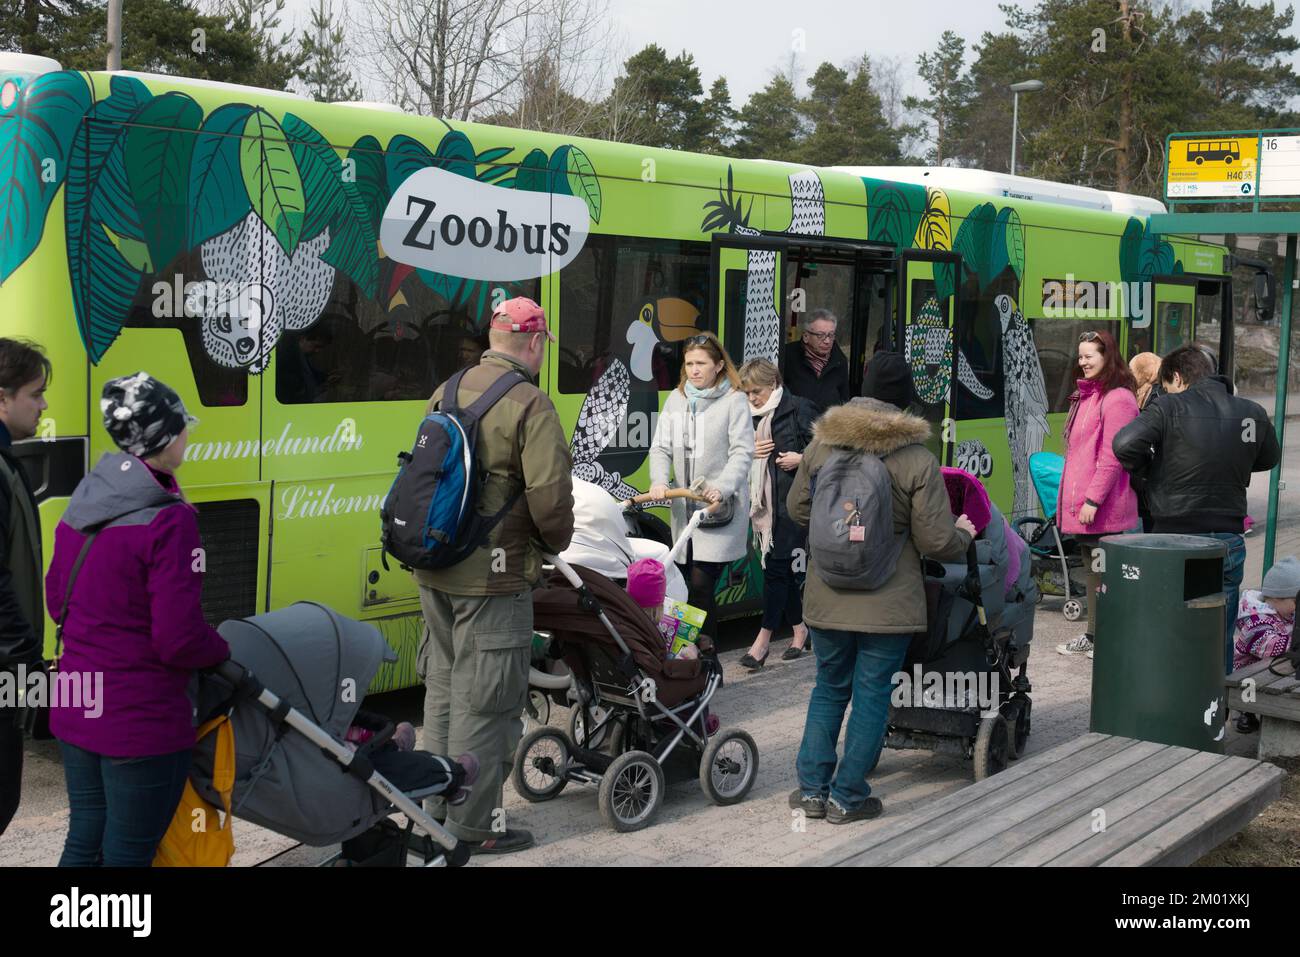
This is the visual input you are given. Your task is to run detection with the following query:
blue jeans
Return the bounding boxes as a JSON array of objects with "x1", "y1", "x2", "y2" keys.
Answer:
[
  {"x1": 796, "y1": 628, "x2": 911, "y2": 810},
  {"x1": 1187, "y1": 532, "x2": 1246, "y2": 674},
  {"x1": 58, "y1": 742, "x2": 191, "y2": 867}
]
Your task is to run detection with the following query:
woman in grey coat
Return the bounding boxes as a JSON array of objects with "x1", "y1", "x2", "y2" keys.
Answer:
[{"x1": 649, "y1": 333, "x2": 754, "y2": 661}]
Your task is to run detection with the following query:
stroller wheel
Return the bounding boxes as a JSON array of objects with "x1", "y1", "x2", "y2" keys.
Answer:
[
  {"x1": 1062, "y1": 599, "x2": 1083, "y2": 622},
  {"x1": 598, "y1": 750, "x2": 665, "y2": 832},
  {"x1": 1001, "y1": 696, "x2": 1031, "y2": 759},
  {"x1": 512, "y1": 727, "x2": 571, "y2": 802},
  {"x1": 525, "y1": 689, "x2": 551, "y2": 729},
  {"x1": 699, "y1": 729, "x2": 759, "y2": 806},
  {"x1": 569, "y1": 704, "x2": 611, "y2": 752},
  {"x1": 972, "y1": 713, "x2": 1010, "y2": 781}
]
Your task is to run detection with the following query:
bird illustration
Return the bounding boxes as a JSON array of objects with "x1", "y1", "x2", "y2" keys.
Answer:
[
  {"x1": 570, "y1": 297, "x2": 702, "y2": 499},
  {"x1": 702, "y1": 167, "x2": 826, "y2": 364},
  {"x1": 903, "y1": 296, "x2": 995, "y2": 404},
  {"x1": 996, "y1": 294, "x2": 1051, "y2": 520}
]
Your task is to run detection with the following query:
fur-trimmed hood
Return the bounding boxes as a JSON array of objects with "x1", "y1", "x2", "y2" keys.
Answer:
[{"x1": 812, "y1": 398, "x2": 930, "y2": 457}]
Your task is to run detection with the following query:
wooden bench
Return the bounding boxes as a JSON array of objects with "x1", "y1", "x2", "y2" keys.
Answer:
[
  {"x1": 814, "y1": 733, "x2": 1283, "y2": 866},
  {"x1": 1227, "y1": 659, "x2": 1300, "y2": 759}
]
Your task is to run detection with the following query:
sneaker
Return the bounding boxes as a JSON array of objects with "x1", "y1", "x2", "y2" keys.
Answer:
[
  {"x1": 788, "y1": 789, "x2": 827, "y2": 819},
  {"x1": 826, "y1": 796, "x2": 883, "y2": 824},
  {"x1": 1057, "y1": 634, "x2": 1094, "y2": 656},
  {"x1": 467, "y1": 828, "x2": 535, "y2": 856},
  {"x1": 1086, "y1": 649, "x2": 1094, "y2": 660}
]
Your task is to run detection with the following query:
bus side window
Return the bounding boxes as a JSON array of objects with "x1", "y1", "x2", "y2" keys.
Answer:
[
  {"x1": 952, "y1": 283, "x2": 1005, "y2": 421},
  {"x1": 558, "y1": 235, "x2": 711, "y2": 395},
  {"x1": 1031, "y1": 318, "x2": 1124, "y2": 413}
]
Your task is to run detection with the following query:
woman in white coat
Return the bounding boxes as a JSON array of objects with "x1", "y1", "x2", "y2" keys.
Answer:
[{"x1": 649, "y1": 333, "x2": 754, "y2": 669}]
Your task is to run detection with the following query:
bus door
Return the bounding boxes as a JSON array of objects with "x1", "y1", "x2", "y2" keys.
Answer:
[
  {"x1": 1152, "y1": 278, "x2": 1196, "y2": 357},
  {"x1": 899, "y1": 249, "x2": 961, "y2": 465},
  {"x1": 710, "y1": 233, "x2": 787, "y2": 363}
]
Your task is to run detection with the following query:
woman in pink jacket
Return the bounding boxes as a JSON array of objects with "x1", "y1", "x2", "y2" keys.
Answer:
[{"x1": 1056, "y1": 330, "x2": 1139, "y2": 658}]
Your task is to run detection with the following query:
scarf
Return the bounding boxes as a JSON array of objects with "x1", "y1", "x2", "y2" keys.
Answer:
[
  {"x1": 803, "y1": 340, "x2": 828, "y2": 376},
  {"x1": 684, "y1": 377, "x2": 731, "y2": 414},
  {"x1": 748, "y1": 387, "x2": 783, "y2": 563}
]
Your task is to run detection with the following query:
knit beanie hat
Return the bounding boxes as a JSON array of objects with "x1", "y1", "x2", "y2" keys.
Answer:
[
  {"x1": 626, "y1": 558, "x2": 667, "y2": 609},
  {"x1": 861, "y1": 352, "x2": 915, "y2": 410},
  {"x1": 1262, "y1": 556, "x2": 1300, "y2": 599},
  {"x1": 100, "y1": 372, "x2": 198, "y2": 459}
]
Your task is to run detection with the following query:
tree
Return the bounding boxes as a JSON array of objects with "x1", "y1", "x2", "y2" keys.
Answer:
[
  {"x1": 904, "y1": 30, "x2": 972, "y2": 165},
  {"x1": 692, "y1": 76, "x2": 736, "y2": 155},
  {"x1": 0, "y1": 0, "x2": 96, "y2": 60},
  {"x1": 734, "y1": 73, "x2": 801, "y2": 161},
  {"x1": 799, "y1": 57, "x2": 903, "y2": 166},
  {"x1": 607, "y1": 44, "x2": 706, "y2": 150},
  {"x1": 1177, "y1": 0, "x2": 1300, "y2": 128},
  {"x1": 952, "y1": 24, "x2": 1034, "y2": 175},
  {"x1": 210, "y1": 0, "x2": 303, "y2": 90},
  {"x1": 298, "y1": 0, "x2": 360, "y2": 101}
]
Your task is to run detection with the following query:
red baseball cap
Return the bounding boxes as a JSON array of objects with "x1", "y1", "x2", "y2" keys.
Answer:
[{"x1": 490, "y1": 297, "x2": 555, "y2": 342}]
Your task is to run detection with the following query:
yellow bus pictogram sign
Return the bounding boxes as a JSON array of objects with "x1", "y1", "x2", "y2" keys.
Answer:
[{"x1": 1166, "y1": 135, "x2": 1259, "y2": 198}]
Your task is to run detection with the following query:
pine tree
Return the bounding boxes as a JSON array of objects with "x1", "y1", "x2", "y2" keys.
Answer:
[
  {"x1": 298, "y1": 0, "x2": 360, "y2": 102},
  {"x1": 904, "y1": 30, "x2": 972, "y2": 166},
  {"x1": 212, "y1": 0, "x2": 302, "y2": 91},
  {"x1": 692, "y1": 76, "x2": 736, "y2": 155},
  {"x1": 0, "y1": 0, "x2": 98, "y2": 61},
  {"x1": 799, "y1": 58, "x2": 902, "y2": 166},
  {"x1": 608, "y1": 44, "x2": 707, "y2": 150},
  {"x1": 734, "y1": 73, "x2": 801, "y2": 161}
]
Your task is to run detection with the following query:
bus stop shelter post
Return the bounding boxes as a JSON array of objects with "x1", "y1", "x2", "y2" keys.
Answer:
[{"x1": 1264, "y1": 232, "x2": 1296, "y2": 575}]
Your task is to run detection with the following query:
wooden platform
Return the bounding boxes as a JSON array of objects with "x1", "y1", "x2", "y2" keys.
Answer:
[
  {"x1": 815, "y1": 733, "x2": 1283, "y2": 867},
  {"x1": 1227, "y1": 659, "x2": 1300, "y2": 720}
]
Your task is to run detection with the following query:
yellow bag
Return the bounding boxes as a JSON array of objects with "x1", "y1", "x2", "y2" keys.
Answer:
[{"x1": 153, "y1": 715, "x2": 236, "y2": 867}]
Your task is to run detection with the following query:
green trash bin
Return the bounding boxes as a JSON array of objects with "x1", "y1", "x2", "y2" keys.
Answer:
[{"x1": 1089, "y1": 534, "x2": 1228, "y2": 753}]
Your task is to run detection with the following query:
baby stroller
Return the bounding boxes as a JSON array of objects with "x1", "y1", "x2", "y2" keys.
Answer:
[
  {"x1": 1013, "y1": 451, "x2": 1088, "y2": 622},
  {"x1": 526, "y1": 478, "x2": 687, "y2": 746},
  {"x1": 512, "y1": 549, "x2": 759, "y2": 832},
  {"x1": 880, "y1": 468, "x2": 1038, "y2": 780},
  {"x1": 193, "y1": 602, "x2": 471, "y2": 867}
]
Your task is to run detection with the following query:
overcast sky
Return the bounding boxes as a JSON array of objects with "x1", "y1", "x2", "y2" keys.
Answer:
[{"x1": 278, "y1": 0, "x2": 1300, "y2": 112}]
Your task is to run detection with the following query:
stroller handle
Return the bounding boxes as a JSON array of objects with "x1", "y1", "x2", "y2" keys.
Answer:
[{"x1": 621, "y1": 488, "x2": 720, "y2": 511}]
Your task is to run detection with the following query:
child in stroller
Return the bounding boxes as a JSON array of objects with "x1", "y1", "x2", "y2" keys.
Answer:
[
  {"x1": 513, "y1": 538, "x2": 759, "y2": 832},
  {"x1": 880, "y1": 468, "x2": 1038, "y2": 781}
]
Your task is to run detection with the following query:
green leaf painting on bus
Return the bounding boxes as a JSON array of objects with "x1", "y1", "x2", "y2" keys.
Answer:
[
  {"x1": 125, "y1": 92, "x2": 202, "y2": 271},
  {"x1": 189, "y1": 104, "x2": 255, "y2": 249},
  {"x1": 0, "y1": 70, "x2": 92, "y2": 284},
  {"x1": 866, "y1": 179, "x2": 924, "y2": 256},
  {"x1": 66, "y1": 75, "x2": 152, "y2": 363},
  {"x1": 1119, "y1": 216, "x2": 1181, "y2": 320},
  {"x1": 240, "y1": 108, "x2": 306, "y2": 257},
  {"x1": 514, "y1": 148, "x2": 551, "y2": 193},
  {"x1": 550, "y1": 144, "x2": 602, "y2": 223},
  {"x1": 284, "y1": 113, "x2": 377, "y2": 299},
  {"x1": 348, "y1": 135, "x2": 387, "y2": 237},
  {"x1": 1003, "y1": 207, "x2": 1025, "y2": 283}
]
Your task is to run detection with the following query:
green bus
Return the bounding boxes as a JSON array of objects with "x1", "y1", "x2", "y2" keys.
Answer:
[{"x1": 0, "y1": 58, "x2": 1235, "y2": 691}]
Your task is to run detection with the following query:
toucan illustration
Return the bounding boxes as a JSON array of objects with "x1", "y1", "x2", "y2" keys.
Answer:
[{"x1": 570, "y1": 297, "x2": 702, "y2": 499}]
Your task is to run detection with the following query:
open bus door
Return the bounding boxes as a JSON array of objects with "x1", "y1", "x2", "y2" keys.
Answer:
[
  {"x1": 898, "y1": 248, "x2": 962, "y2": 466},
  {"x1": 1150, "y1": 274, "x2": 1236, "y2": 378}
]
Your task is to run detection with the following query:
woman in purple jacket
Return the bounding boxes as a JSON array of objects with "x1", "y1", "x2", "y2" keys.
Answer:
[
  {"x1": 47, "y1": 373, "x2": 229, "y2": 867},
  {"x1": 1055, "y1": 331, "x2": 1139, "y2": 658}
]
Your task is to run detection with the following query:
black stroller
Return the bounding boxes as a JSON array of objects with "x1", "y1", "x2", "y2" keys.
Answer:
[
  {"x1": 193, "y1": 602, "x2": 471, "y2": 867},
  {"x1": 513, "y1": 553, "x2": 759, "y2": 832},
  {"x1": 879, "y1": 469, "x2": 1039, "y2": 780}
]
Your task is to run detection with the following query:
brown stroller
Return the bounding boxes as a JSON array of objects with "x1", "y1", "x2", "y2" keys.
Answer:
[{"x1": 512, "y1": 553, "x2": 759, "y2": 832}]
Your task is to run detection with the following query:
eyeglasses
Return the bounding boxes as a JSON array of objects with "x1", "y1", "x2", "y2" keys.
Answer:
[
  {"x1": 803, "y1": 330, "x2": 836, "y2": 341},
  {"x1": 1078, "y1": 331, "x2": 1101, "y2": 343}
]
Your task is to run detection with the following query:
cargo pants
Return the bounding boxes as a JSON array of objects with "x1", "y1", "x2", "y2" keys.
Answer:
[{"x1": 417, "y1": 586, "x2": 532, "y2": 843}]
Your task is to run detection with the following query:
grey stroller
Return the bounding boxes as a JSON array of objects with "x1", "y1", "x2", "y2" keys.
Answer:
[
  {"x1": 193, "y1": 602, "x2": 471, "y2": 867},
  {"x1": 879, "y1": 468, "x2": 1038, "y2": 781}
]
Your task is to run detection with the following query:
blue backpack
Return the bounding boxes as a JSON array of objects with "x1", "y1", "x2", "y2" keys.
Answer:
[{"x1": 380, "y1": 367, "x2": 527, "y2": 571}]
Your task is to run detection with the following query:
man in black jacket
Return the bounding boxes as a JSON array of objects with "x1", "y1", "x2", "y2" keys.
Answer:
[
  {"x1": 0, "y1": 339, "x2": 51, "y2": 835},
  {"x1": 1113, "y1": 345, "x2": 1281, "y2": 673},
  {"x1": 782, "y1": 309, "x2": 850, "y2": 414}
]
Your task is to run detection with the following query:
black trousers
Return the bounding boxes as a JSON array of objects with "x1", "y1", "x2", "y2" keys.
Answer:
[
  {"x1": 0, "y1": 709, "x2": 22, "y2": 835},
  {"x1": 760, "y1": 557, "x2": 804, "y2": 631}
]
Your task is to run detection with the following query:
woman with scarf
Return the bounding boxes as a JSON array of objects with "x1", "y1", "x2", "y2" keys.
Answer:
[
  {"x1": 781, "y1": 309, "x2": 849, "y2": 414},
  {"x1": 737, "y1": 359, "x2": 817, "y2": 668},
  {"x1": 649, "y1": 333, "x2": 754, "y2": 675}
]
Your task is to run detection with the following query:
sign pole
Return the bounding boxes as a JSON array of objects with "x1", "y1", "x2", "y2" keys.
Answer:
[{"x1": 1264, "y1": 232, "x2": 1295, "y2": 575}]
